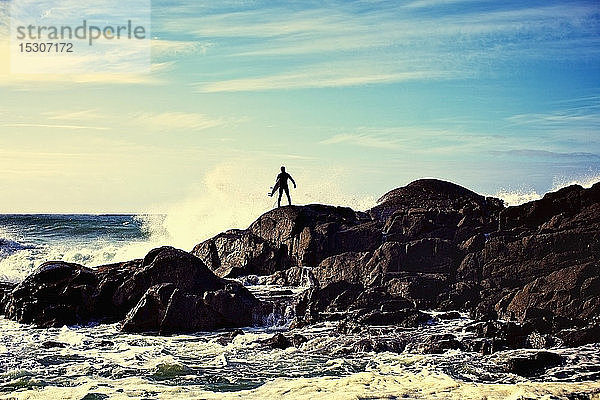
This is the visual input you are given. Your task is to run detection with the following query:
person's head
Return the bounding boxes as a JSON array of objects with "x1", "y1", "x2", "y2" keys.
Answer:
[{"x1": 281, "y1": 166, "x2": 286, "y2": 172}]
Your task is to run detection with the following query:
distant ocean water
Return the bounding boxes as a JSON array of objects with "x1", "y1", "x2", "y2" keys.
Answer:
[
  {"x1": 0, "y1": 214, "x2": 163, "y2": 282},
  {"x1": 0, "y1": 211, "x2": 599, "y2": 399}
]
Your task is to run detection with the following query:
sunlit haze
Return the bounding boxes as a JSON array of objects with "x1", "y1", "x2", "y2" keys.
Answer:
[{"x1": 1, "y1": 0, "x2": 599, "y2": 224}]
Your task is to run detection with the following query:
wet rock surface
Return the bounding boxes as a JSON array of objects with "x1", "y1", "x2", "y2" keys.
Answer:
[
  {"x1": 2, "y1": 247, "x2": 266, "y2": 333},
  {"x1": 2, "y1": 179, "x2": 599, "y2": 347}
]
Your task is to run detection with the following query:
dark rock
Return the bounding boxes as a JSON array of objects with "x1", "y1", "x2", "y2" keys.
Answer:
[
  {"x1": 499, "y1": 183, "x2": 600, "y2": 231},
  {"x1": 435, "y1": 311, "x2": 461, "y2": 320},
  {"x1": 459, "y1": 184, "x2": 600, "y2": 332},
  {"x1": 498, "y1": 263, "x2": 600, "y2": 326},
  {"x1": 290, "y1": 334, "x2": 308, "y2": 347},
  {"x1": 216, "y1": 329, "x2": 245, "y2": 346},
  {"x1": 556, "y1": 326, "x2": 600, "y2": 347},
  {"x1": 4, "y1": 247, "x2": 265, "y2": 334},
  {"x1": 461, "y1": 338, "x2": 500, "y2": 355},
  {"x1": 437, "y1": 281, "x2": 481, "y2": 311},
  {"x1": 153, "y1": 289, "x2": 221, "y2": 334},
  {"x1": 384, "y1": 274, "x2": 449, "y2": 309},
  {"x1": 349, "y1": 286, "x2": 413, "y2": 312},
  {"x1": 294, "y1": 281, "x2": 364, "y2": 326},
  {"x1": 366, "y1": 239, "x2": 456, "y2": 282},
  {"x1": 113, "y1": 247, "x2": 223, "y2": 315},
  {"x1": 261, "y1": 266, "x2": 316, "y2": 287},
  {"x1": 93, "y1": 259, "x2": 143, "y2": 320},
  {"x1": 411, "y1": 334, "x2": 462, "y2": 354},
  {"x1": 4, "y1": 261, "x2": 99, "y2": 327},
  {"x1": 358, "y1": 308, "x2": 431, "y2": 327},
  {"x1": 312, "y1": 252, "x2": 371, "y2": 287},
  {"x1": 502, "y1": 351, "x2": 563, "y2": 377},
  {"x1": 370, "y1": 179, "x2": 499, "y2": 222},
  {"x1": 193, "y1": 205, "x2": 377, "y2": 280},
  {"x1": 120, "y1": 283, "x2": 176, "y2": 333},
  {"x1": 248, "y1": 205, "x2": 376, "y2": 268},
  {"x1": 120, "y1": 250, "x2": 262, "y2": 334},
  {"x1": 41, "y1": 340, "x2": 67, "y2": 349},
  {"x1": 191, "y1": 230, "x2": 294, "y2": 278},
  {"x1": 465, "y1": 320, "x2": 529, "y2": 351},
  {"x1": 0, "y1": 281, "x2": 17, "y2": 314},
  {"x1": 264, "y1": 333, "x2": 300, "y2": 350},
  {"x1": 345, "y1": 337, "x2": 406, "y2": 354}
]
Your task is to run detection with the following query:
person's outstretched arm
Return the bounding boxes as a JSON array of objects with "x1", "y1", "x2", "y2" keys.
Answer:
[{"x1": 289, "y1": 175, "x2": 296, "y2": 188}]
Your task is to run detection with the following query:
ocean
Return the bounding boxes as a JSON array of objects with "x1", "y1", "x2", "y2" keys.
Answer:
[{"x1": 0, "y1": 214, "x2": 599, "y2": 399}]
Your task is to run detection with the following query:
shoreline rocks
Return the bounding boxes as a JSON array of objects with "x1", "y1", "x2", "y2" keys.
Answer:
[
  {"x1": 1, "y1": 178, "x2": 598, "y2": 348},
  {"x1": 1, "y1": 247, "x2": 267, "y2": 334}
]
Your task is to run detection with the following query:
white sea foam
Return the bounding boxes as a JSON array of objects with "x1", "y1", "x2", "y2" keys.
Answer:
[
  {"x1": 551, "y1": 172, "x2": 600, "y2": 191},
  {"x1": 0, "y1": 239, "x2": 159, "y2": 282},
  {"x1": 2, "y1": 364, "x2": 599, "y2": 400},
  {"x1": 492, "y1": 188, "x2": 543, "y2": 206},
  {"x1": 490, "y1": 172, "x2": 600, "y2": 206},
  {"x1": 137, "y1": 164, "x2": 376, "y2": 251}
]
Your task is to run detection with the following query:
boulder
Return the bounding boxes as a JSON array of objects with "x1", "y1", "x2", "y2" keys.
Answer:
[
  {"x1": 192, "y1": 204, "x2": 380, "y2": 279},
  {"x1": 119, "y1": 247, "x2": 263, "y2": 334},
  {"x1": 112, "y1": 246, "x2": 223, "y2": 314},
  {"x1": 293, "y1": 281, "x2": 364, "y2": 326},
  {"x1": 191, "y1": 230, "x2": 294, "y2": 278},
  {"x1": 410, "y1": 334, "x2": 462, "y2": 354},
  {"x1": 556, "y1": 325, "x2": 600, "y2": 347},
  {"x1": 3, "y1": 261, "x2": 99, "y2": 327},
  {"x1": 263, "y1": 333, "x2": 308, "y2": 350},
  {"x1": 3, "y1": 247, "x2": 265, "y2": 334},
  {"x1": 260, "y1": 266, "x2": 317, "y2": 287},
  {"x1": 370, "y1": 179, "x2": 498, "y2": 221},
  {"x1": 501, "y1": 351, "x2": 563, "y2": 377},
  {"x1": 366, "y1": 240, "x2": 456, "y2": 284},
  {"x1": 499, "y1": 263, "x2": 600, "y2": 325},
  {"x1": 312, "y1": 252, "x2": 371, "y2": 287},
  {"x1": 248, "y1": 204, "x2": 374, "y2": 267},
  {"x1": 499, "y1": 183, "x2": 600, "y2": 231},
  {"x1": 357, "y1": 309, "x2": 431, "y2": 327}
]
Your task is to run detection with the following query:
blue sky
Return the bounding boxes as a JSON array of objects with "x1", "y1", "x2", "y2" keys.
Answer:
[{"x1": 0, "y1": 0, "x2": 599, "y2": 214}]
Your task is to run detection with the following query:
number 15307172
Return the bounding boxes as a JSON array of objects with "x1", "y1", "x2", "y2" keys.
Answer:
[{"x1": 19, "y1": 42, "x2": 74, "y2": 53}]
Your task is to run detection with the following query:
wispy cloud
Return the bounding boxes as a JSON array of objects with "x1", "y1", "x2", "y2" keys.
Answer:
[
  {"x1": 129, "y1": 112, "x2": 223, "y2": 131},
  {"x1": 507, "y1": 103, "x2": 600, "y2": 129},
  {"x1": 320, "y1": 133, "x2": 401, "y2": 149},
  {"x1": 1, "y1": 123, "x2": 109, "y2": 130},
  {"x1": 402, "y1": 0, "x2": 482, "y2": 9},
  {"x1": 187, "y1": 2, "x2": 599, "y2": 91},
  {"x1": 490, "y1": 149, "x2": 600, "y2": 160},
  {"x1": 151, "y1": 39, "x2": 213, "y2": 57},
  {"x1": 43, "y1": 109, "x2": 103, "y2": 121},
  {"x1": 197, "y1": 69, "x2": 447, "y2": 92}
]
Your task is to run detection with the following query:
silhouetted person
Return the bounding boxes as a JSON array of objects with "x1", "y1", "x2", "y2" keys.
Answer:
[{"x1": 269, "y1": 166, "x2": 296, "y2": 207}]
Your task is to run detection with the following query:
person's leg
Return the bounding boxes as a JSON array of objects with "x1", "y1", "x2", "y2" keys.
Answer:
[
  {"x1": 278, "y1": 188, "x2": 283, "y2": 207},
  {"x1": 285, "y1": 187, "x2": 291, "y2": 205}
]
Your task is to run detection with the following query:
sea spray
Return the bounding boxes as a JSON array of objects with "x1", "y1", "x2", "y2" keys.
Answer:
[
  {"x1": 489, "y1": 172, "x2": 600, "y2": 206},
  {"x1": 135, "y1": 164, "x2": 377, "y2": 251}
]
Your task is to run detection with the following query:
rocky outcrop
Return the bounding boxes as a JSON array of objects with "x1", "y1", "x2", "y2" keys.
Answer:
[
  {"x1": 2, "y1": 247, "x2": 265, "y2": 333},
  {"x1": 186, "y1": 179, "x2": 599, "y2": 344},
  {"x1": 2, "y1": 178, "x2": 598, "y2": 345},
  {"x1": 191, "y1": 229, "x2": 295, "y2": 278},
  {"x1": 3, "y1": 262, "x2": 94, "y2": 327},
  {"x1": 191, "y1": 204, "x2": 379, "y2": 278},
  {"x1": 459, "y1": 183, "x2": 600, "y2": 330}
]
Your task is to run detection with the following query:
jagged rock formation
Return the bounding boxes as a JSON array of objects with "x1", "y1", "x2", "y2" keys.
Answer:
[
  {"x1": 1, "y1": 178, "x2": 598, "y2": 347},
  {"x1": 191, "y1": 178, "x2": 600, "y2": 346},
  {"x1": 1, "y1": 247, "x2": 265, "y2": 333}
]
